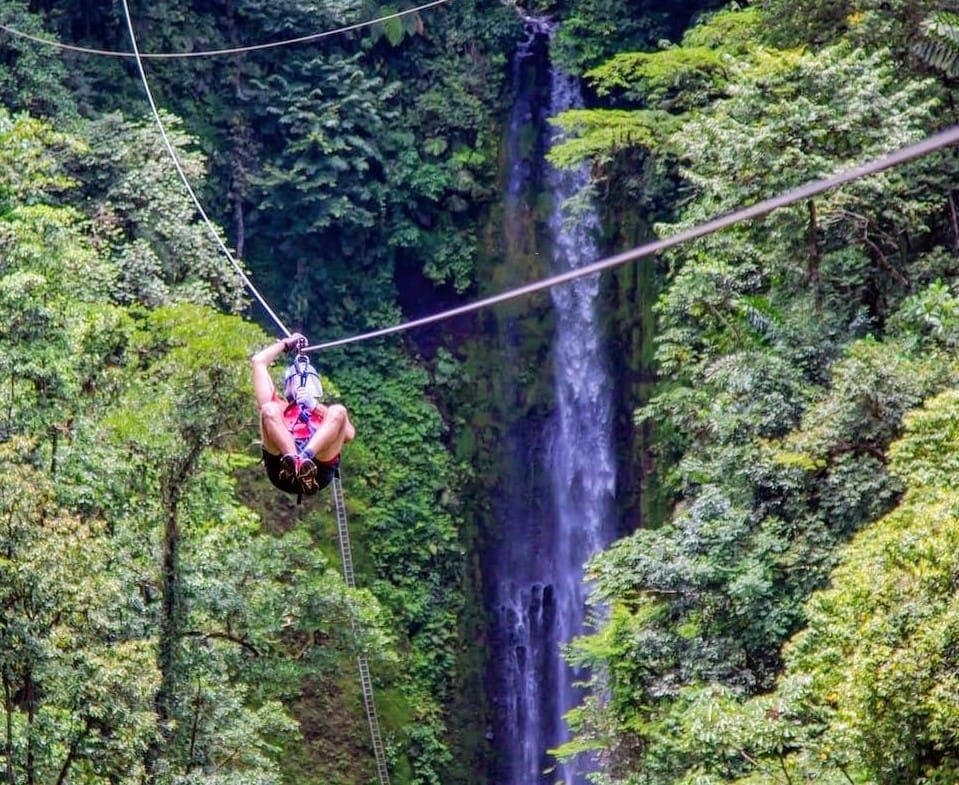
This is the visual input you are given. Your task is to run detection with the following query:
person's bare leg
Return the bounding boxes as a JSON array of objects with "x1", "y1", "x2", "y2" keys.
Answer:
[
  {"x1": 259, "y1": 400, "x2": 297, "y2": 456},
  {"x1": 302, "y1": 404, "x2": 352, "y2": 462}
]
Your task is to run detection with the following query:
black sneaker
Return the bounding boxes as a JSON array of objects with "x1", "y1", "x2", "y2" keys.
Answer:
[
  {"x1": 278, "y1": 454, "x2": 298, "y2": 486},
  {"x1": 297, "y1": 458, "x2": 319, "y2": 495}
]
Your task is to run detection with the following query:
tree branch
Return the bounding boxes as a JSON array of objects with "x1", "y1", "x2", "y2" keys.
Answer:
[
  {"x1": 808, "y1": 200, "x2": 822, "y2": 314},
  {"x1": 186, "y1": 682, "x2": 203, "y2": 774},
  {"x1": 735, "y1": 746, "x2": 787, "y2": 785},
  {"x1": 54, "y1": 723, "x2": 90, "y2": 785},
  {"x1": 181, "y1": 630, "x2": 261, "y2": 656},
  {"x1": 826, "y1": 441, "x2": 887, "y2": 464}
]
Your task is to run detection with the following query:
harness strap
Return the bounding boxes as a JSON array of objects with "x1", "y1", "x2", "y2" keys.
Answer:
[{"x1": 284, "y1": 355, "x2": 324, "y2": 442}]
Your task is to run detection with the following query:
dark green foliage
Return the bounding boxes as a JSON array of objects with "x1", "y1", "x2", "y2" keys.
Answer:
[
  {"x1": 549, "y1": 0, "x2": 670, "y2": 75},
  {"x1": 0, "y1": 0, "x2": 76, "y2": 118},
  {"x1": 547, "y1": 0, "x2": 725, "y2": 75},
  {"x1": 582, "y1": 7, "x2": 762, "y2": 106},
  {"x1": 77, "y1": 112, "x2": 250, "y2": 311},
  {"x1": 761, "y1": 0, "x2": 944, "y2": 56},
  {"x1": 758, "y1": 0, "x2": 852, "y2": 47},
  {"x1": 244, "y1": 51, "x2": 398, "y2": 327}
]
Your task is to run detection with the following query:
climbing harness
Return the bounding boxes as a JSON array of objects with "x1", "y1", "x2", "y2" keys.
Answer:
[
  {"x1": 282, "y1": 353, "x2": 325, "y2": 446},
  {"x1": 0, "y1": 0, "x2": 449, "y2": 60},
  {"x1": 282, "y1": 353, "x2": 325, "y2": 504},
  {"x1": 119, "y1": 3, "x2": 392, "y2": 779},
  {"x1": 284, "y1": 353, "x2": 324, "y2": 404}
]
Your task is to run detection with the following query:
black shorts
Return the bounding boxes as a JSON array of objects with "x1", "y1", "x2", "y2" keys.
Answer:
[{"x1": 262, "y1": 449, "x2": 338, "y2": 495}]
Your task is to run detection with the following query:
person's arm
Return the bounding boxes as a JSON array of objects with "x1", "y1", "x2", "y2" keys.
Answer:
[{"x1": 251, "y1": 334, "x2": 303, "y2": 408}]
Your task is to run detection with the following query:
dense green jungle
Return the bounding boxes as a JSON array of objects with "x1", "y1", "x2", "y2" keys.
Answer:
[{"x1": 2, "y1": 0, "x2": 959, "y2": 783}]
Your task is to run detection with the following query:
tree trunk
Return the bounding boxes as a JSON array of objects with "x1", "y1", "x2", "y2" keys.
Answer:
[
  {"x1": 807, "y1": 199, "x2": 822, "y2": 313},
  {"x1": 50, "y1": 429, "x2": 58, "y2": 478},
  {"x1": 3, "y1": 674, "x2": 16, "y2": 785},
  {"x1": 54, "y1": 727, "x2": 87, "y2": 785},
  {"x1": 24, "y1": 672, "x2": 35, "y2": 785},
  {"x1": 949, "y1": 192, "x2": 959, "y2": 253},
  {"x1": 144, "y1": 443, "x2": 205, "y2": 776},
  {"x1": 234, "y1": 195, "x2": 246, "y2": 261},
  {"x1": 186, "y1": 683, "x2": 203, "y2": 773}
]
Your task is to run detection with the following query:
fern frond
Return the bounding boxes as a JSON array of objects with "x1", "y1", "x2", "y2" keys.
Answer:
[
  {"x1": 915, "y1": 11, "x2": 959, "y2": 77},
  {"x1": 738, "y1": 295, "x2": 782, "y2": 343}
]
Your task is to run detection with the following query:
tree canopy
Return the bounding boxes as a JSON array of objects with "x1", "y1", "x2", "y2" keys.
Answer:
[{"x1": 3, "y1": 0, "x2": 959, "y2": 783}]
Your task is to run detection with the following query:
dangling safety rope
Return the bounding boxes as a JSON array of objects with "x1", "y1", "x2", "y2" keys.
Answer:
[
  {"x1": 331, "y1": 466, "x2": 392, "y2": 785},
  {"x1": 1, "y1": 0, "x2": 449, "y2": 60},
  {"x1": 119, "y1": 0, "x2": 292, "y2": 339}
]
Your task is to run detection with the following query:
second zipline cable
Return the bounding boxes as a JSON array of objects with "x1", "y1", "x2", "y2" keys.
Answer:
[
  {"x1": 1, "y1": 0, "x2": 449, "y2": 59},
  {"x1": 118, "y1": 0, "x2": 291, "y2": 338}
]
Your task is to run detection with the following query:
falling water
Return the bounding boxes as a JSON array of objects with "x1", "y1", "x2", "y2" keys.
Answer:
[
  {"x1": 490, "y1": 19, "x2": 616, "y2": 785},
  {"x1": 544, "y1": 47, "x2": 617, "y2": 785}
]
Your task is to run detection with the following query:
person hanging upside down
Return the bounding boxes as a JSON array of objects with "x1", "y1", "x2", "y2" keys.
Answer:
[{"x1": 251, "y1": 333, "x2": 356, "y2": 497}]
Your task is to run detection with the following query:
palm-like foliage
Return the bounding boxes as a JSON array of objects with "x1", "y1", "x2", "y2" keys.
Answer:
[{"x1": 916, "y1": 11, "x2": 959, "y2": 77}]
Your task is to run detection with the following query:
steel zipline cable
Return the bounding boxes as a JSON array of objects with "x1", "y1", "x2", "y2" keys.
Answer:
[
  {"x1": 119, "y1": 0, "x2": 292, "y2": 338},
  {"x1": 1, "y1": 0, "x2": 449, "y2": 59},
  {"x1": 302, "y1": 123, "x2": 959, "y2": 354},
  {"x1": 104, "y1": 0, "x2": 959, "y2": 358}
]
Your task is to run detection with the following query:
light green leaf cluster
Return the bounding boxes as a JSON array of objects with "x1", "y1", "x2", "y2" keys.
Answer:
[
  {"x1": 586, "y1": 46, "x2": 732, "y2": 101},
  {"x1": 0, "y1": 441, "x2": 161, "y2": 783},
  {"x1": 692, "y1": 386, "x2": 959, "y2": 784},
  {"x1": 79, "y1": 112, "x2": 250, "y2": 313},
  {"x1": 547, "y1": 109, "x2": 680, "y2": 169},
  {"x1": 667, "y1": 45, "x2": 937, "y2": 229},
  {"x1": 547, "y1": 7, "x2": 773, "y2": 171}
]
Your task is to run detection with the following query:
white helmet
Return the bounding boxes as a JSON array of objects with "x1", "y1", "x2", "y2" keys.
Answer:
[{"x1": 283, "y1": 355, "x2": 324, "y2": 403}]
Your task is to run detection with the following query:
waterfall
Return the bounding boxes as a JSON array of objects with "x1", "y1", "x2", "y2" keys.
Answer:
[
  {"x1": 489, "y1": 20, "x2": 616, "y2": 785},
  {"x1": 545, "y1": 55, "x2": 617, "y2": 785}
]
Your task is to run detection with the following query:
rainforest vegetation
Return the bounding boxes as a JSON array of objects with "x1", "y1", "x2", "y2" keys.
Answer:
[{"x1": 1, "y1": 0, "x2": 959, "y2": 783}]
